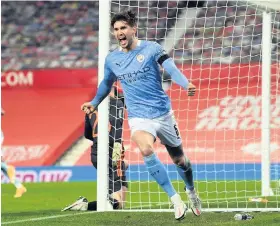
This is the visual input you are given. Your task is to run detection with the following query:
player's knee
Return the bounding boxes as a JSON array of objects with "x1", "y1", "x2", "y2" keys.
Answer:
[
  {"x1": 132, "y1": 131, "x2": 155, "y2": 156},
  {"x1": 165, "y1": 144, "x2": 184, "y2": 159},
  {"x1": 176, "y1": 156, "x2": 192, "y2": 171},
  {"x1": 140, "y1": 145, "x2": 154, "y2": 157},
  {"x1": 173, "y1": 156, "x2": 185, "y2": 167},
  {"x1": 165, "y1": 144, "x2": 192, "y2": 168}
]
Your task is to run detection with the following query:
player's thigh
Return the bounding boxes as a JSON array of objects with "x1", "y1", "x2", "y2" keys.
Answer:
[
  {"x1": 157, "y1": 113, "x2": 182, "y2": 147},
  {"x1": 129, "y1": 118, "x2": 157, "y2": 153},
  {"x1": 132, "y1": 130, "x2": 155, "y2": 149}
]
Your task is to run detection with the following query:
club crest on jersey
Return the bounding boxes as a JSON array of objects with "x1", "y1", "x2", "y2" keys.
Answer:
[{"x1": 136, "y1": 54, "x2": 145, "y2": 63}]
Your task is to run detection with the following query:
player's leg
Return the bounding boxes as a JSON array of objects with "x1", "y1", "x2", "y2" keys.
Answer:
[
  {"x1": 132, "y1": 130, "x2": 187, "y2": 220},
  {"x1": 129, "y1": 118, "x2": 186, "y2": 220},
  {"x1": 1, "y1": 160, "x2": 15, "y2": 183},
  {"x1": 157, "y1": 112, "x2": 201, "y2": 216},
  {"x1": 165, "y1": 144, "x2": 194, "y2": 191},
  {"x1": 165, "y1": 144, "x2": 201, "y2": 216},
  {"x1": 1, "y1": 158, "x2": 27, "y2": 198},
  {"x1": 131, "y1": 130, "x2": 178, "y2": 197}
]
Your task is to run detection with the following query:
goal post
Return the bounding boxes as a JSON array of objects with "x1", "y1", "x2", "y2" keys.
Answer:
[
  {"x1": 97, "y1": 0, "x2": 111, "y2": 212},
  {"x1": 261, "y1": 10, "x2": 272, "y2": 197},
  {"x1": 98, "y1": 0, "x2": 280, "y2": 212}
]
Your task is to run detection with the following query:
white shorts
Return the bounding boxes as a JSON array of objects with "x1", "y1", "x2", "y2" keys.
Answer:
[{"x1": 128, "y1": 111, "x2": 182, "y2": 147}]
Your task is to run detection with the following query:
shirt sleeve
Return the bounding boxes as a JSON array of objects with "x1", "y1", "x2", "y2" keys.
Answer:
[
  {"x1": 162, "y1": 58, "x2": 189, "y2": 90},
  {"x1": 90, "y1": 57, "x2": 117, "y2": 108},
  {"x1": 153, "y1": 42, "x2": 168, "y2": 63}
]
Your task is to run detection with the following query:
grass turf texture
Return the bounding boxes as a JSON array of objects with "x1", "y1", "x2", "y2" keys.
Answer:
[{"x1": 2, "y1": 181, "x2": 280, "y2": 225}]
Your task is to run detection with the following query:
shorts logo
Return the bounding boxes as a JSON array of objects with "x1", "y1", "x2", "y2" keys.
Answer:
[
  {"x1": 136, "y1": 54, "x2": 145, "y2": 63},
  {"x1": 173, "y1": 124, "x2": 181, "y2": 139}
]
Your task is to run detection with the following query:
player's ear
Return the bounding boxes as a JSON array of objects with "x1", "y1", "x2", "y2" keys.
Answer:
[{"x1": 132, "y1": 26, "x2": 137, "y2": 35}]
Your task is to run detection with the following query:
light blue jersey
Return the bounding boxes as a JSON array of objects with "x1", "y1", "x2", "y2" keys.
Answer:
[
  {"x1": 107, "y1": 40, "x2": 170, "y2": 118},
  {"x1": 91, "y1": 40, "x2": 189, "y2": 119}
]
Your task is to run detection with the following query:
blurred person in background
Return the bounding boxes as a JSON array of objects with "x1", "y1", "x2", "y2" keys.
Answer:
[
  {"x1": 1, "y1": 108, "x2": 27, "y2": 198},
  {"x1": 62, "y1": 84, "x2": 128, "y2": 211}
]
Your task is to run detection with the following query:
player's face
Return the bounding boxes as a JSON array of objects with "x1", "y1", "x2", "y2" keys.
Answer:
[{"x1": 113, "y1": 21, "x2": 136, "y2": 50}]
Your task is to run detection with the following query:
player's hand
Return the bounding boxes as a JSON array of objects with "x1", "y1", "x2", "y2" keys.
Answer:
[
  {"x1": 187, "y1": 83, "x2": 196, "y2": 96},
  {"x1": 81, "y1": 102, "x2": 95, "y2": 114}
]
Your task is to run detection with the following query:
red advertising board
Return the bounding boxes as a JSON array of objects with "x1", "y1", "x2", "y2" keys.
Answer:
[
  {"x1": 1, "y1": 69, "x2": 98, "y2": 89},
  {"x1": 1, "y1": 88, "x2": 95, "y2": 166},
  {"x1": 1, "y1": 66, "x2": 279, "y2": 166}
]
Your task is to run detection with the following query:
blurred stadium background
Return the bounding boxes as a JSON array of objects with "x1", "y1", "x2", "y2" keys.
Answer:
[{"x1": 1, "y1": 0, "x2": 280, "y2": 217}]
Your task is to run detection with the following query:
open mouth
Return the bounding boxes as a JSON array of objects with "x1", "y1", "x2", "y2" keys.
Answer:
[{"x1": 119, "y1": 37, "x2": 127, "y2": 45}]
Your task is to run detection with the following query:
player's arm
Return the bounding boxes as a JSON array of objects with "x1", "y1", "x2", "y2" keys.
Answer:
[
  {"x1": 162, "y1": 58, "x2": 195, "y2": 96},
  {"x1": 81, "y1": 58, "x2": 116, "y2": 114},
  {"x1": 154, "y1": 42, "x2": 196, "y2": 96}
]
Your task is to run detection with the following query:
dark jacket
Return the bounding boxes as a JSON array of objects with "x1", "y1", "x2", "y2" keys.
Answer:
[{"x1": 84, "y1": 97, "x2": 124, "y2": 146}]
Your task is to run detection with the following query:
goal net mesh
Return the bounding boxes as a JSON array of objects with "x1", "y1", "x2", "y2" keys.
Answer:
[{"x1": 109, "y1": 0, "x2": 280, "y2": 210}]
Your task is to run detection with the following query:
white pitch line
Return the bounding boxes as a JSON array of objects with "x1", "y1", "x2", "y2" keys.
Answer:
[{"x1": 1, "y1": 211, "x2": 98, "y2": 225}]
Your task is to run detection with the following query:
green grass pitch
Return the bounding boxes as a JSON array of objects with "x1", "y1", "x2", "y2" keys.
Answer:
[{"x1": 1, "y1": 181, "x2": 280, "y2": 225}]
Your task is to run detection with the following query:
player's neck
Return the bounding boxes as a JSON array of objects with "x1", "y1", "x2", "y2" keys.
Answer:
[{"x1": 122, "y1": 38, "x2": 139, "y2": 52}]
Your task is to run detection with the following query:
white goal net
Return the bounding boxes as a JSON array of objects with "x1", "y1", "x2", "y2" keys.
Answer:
[{"x1": 105, "y1": 0, "x2": 280, "y2": 211}]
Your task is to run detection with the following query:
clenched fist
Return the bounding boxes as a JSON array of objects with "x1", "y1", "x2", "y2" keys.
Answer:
[{"x1": 81, "y1": 102, "x2": 95, "y2": 114}]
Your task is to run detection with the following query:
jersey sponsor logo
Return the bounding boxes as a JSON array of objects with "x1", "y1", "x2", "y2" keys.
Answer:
[
  {"x1": 136, "y1": 54, "x2": 145, "y2": 63},
  {"x1": 118, "y1": 66, "x2": 150, "y2": 83}
]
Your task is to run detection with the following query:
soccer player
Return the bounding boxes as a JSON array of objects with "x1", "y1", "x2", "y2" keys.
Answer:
[
  {"x1": 81, "y1": 11, "x2": 201, "y2": 220},
  {"x1": 63, "y1": 86, "x2": 127, "y2": 211},
  {"x1": 1, "y1": 108, "x2": 27, "y2": 198}
]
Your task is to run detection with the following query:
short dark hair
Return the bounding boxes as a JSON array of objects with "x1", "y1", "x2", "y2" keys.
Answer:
[{"x1": 111, "y1": 10, "x2": 137, "y2": 28}]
